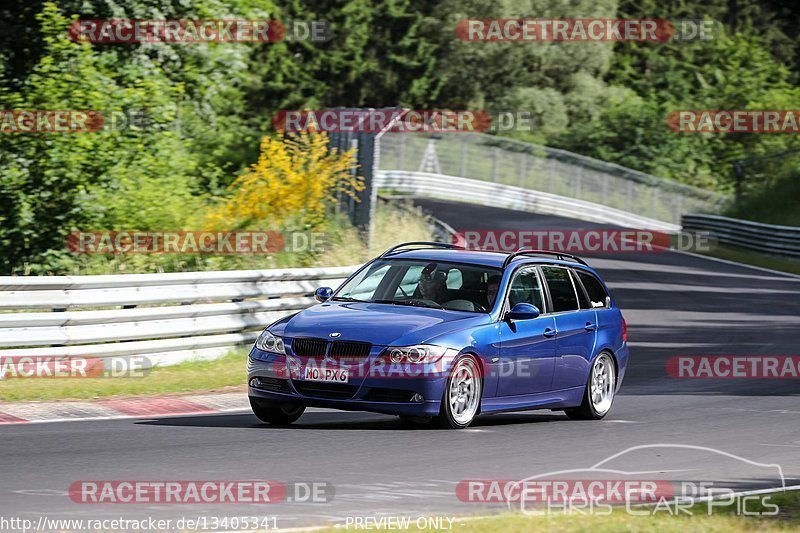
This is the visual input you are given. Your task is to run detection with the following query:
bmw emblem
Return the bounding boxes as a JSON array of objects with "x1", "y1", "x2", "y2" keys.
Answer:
[{"x1": 329, "y1": 332, "x2": 341, "y2": 338}]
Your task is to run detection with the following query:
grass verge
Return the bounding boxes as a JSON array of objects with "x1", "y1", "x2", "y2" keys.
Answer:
[{"x1": 0, "y1": 351, "x2": 247, "y2": 402}]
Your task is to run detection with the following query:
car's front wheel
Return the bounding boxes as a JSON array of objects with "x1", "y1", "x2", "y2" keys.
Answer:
[
  {"x1": 249, "y1": 398, "x2": 305, "y2": 425},
  {"x1": 565, "y1": 352, "x2": 616, "y2": 420},
  {"x1": 435, "y1": 355, "x2": 482, "y2": 429}
]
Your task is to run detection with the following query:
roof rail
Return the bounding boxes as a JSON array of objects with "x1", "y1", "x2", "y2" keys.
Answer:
[
  {"x1": 502, "y1": 249, "x2": 588, "y2": 268},
  {"x1": 380, "y1": 241, "x2": 464, "y2": 257}
]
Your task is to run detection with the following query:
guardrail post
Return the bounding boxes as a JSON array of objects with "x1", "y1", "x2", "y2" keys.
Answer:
[
  {"x1": 625, "y1": 181, "x2": 633, "y2": 211},
  {"x1": 651, "y1": 187, "x2": 659, "y2": 219},
  {"x1": 673, "y1": 194, "x2": 683, "y2": 225},
  {"x1": 400, "y1": 134, "x2": 407, "y2": 171},
  {"x1": 459, "y1": 138, "x2": 467, "y2": 177}
]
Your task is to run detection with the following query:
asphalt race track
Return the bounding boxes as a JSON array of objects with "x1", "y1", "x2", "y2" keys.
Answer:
[{"x1": 1, "y1": 198, "x2": 798, "y2": 529}]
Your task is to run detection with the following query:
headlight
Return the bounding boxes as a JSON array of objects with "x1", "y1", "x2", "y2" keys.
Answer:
[
  {"x1": 255, "y1": 330, "x2": 285, "y2": 354},
  {"x1": 384, "y1": 345, "x2": 452, "y2": 364}
]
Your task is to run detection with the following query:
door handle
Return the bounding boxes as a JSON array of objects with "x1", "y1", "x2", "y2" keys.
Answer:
[
  {"x1": 543, "y1": 328, "x2": 556, "y2": 338},
  {"x1": 585, "y1": 322, "x2": 597, "y2": 331}
]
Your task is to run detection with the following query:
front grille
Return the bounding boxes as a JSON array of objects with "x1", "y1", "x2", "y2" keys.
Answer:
[
  {"x1": 365, "y1": 388, "x2": 415, "y2": 402},
  {"x1": 291, "y1": 337, "x2": 328, "y2": 358},
  {"x1": 292, "y1": 381, "x2": 359, "y2": 399},
  {"x1": 290, "y1": 338, "x2": 372, "y2": 361},
  {"x1": 329, "y1": 341, "x2": 372, "y2": 360},
  {"x1": 250, "y1": 376, "x2": 292, "y2": 393}
]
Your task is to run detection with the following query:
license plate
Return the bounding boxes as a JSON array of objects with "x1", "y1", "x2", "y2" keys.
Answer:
[{"x1": 302, "y1": 366, "x2": 349, "y2": 383}]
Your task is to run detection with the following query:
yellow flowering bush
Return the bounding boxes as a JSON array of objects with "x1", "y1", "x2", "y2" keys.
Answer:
[{"x1": 205, "y1": 132, "x2": 361, "y2": 230}]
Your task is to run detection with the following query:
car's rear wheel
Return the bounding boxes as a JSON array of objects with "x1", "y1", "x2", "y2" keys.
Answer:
[
  {"x1": 565, "y1": 352, "x2": 616, "y2": 420},
  {"x1": 249, "y1": 398, "x2": 305, "y2": 425},
  {"x1": 435, "y1": 355, "x2": 482, "y2": 429}
]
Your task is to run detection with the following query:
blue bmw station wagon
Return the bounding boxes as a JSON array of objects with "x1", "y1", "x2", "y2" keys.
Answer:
[{"x1": 248, "y1": 242, "x2": 628, "y2": 429}]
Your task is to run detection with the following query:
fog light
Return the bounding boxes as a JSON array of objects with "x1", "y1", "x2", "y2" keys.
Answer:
[
  {"x1": 249, "y1": 378, "x2": 260, "y2": 387},
  {"x1": 410, "y1": 393, "x2": 424, "y2": 403}
]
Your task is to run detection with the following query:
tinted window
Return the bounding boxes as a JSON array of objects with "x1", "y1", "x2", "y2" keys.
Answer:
[
  {"x1": 541, "y1": 266, "x2": 579, "y2": 312},
  {"x1": 576, "y1": 270, "x2": 609, "y2": 308},
  {"x1": 571, "y1": 270, "x2": 593, "y2": 309},
  {"x1": 507, "y1": 268, "x2": 545, "y2": 311}
]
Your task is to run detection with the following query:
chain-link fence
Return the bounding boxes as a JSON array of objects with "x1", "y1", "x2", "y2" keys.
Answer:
[{"x1": 377, "y1": 133, "x2": 730, "y2": 225}]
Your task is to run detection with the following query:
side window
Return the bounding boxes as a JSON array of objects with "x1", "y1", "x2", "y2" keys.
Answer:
[
  {"x1": 541, "y1": 266, "x2": 580, "y2": 313},
  {"x1": 507, "y1": 268, "x2": 545, "y2": 311},
  {"x1": 571, "y1": 270, "x2": 593, "y2": 309},
  {"x1": 576, "y1": 271, "x2": 609, "y2": 308}
]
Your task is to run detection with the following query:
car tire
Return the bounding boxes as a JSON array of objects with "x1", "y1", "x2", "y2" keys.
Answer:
[
  {"x1": 435, "y1": 355, "x2": 482, "y2": 429},
  {"x1": 249, "y1": 398, "x2": 305, "y2": 425},
  {"x1": 565, "y1": 352, "x2": 616, "y2": 420}
]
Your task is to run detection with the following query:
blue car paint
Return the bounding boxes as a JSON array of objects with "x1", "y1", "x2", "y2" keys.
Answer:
[{"x1": 247, "y1": 250, "x2": 628, "y2": 418}]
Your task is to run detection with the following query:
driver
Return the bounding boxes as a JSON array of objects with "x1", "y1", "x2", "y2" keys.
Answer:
[
  {"x1": 485, "y1": 274, "x2": 501, "y2": 309},
  {"x1": 418, "y1": 263, "x2": 447, "y2": 303}
]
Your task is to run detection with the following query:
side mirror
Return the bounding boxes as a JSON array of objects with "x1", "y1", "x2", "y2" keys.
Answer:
[
  {"x1": 507, "y1": 303, "x2": 540, "y2": 321},
  {"x1": 314, "y1": 287, "x2": 333, "y2": 303}
]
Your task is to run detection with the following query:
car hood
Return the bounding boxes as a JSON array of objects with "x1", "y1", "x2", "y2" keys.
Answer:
[{"x1": 277, "y1": 301, "x2": 490, "y2": 346}]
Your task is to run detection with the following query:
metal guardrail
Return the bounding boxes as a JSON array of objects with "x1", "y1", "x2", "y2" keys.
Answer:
[
  {"x1": 0, "y1": 266, "x2": 357, "y2": 366},
  {"x1": 377, "y1": 133, "x2": 730, "y2": 226},
  {"x1": 682, "y1": 214, "x2": 800, "y2": 259},
  {"x1": 376, "y1": 170, "x2": 682, "y2": 232}
]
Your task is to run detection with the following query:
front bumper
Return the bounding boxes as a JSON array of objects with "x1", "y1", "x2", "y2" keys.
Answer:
[{"x1": 246, "y1": 349, "x2": 446, "y2": 417}]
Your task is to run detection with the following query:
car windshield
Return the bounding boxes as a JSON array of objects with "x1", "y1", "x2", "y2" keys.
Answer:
[{"x1": 334, "y1": 259, "x2": 502, "y2": 313}]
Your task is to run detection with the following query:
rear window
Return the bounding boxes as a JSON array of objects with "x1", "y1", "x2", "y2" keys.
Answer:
[
  {"x1": 576, "y1": 270, "x2": 609, "y2": 308},
  {"x1": 541, "y1": 266, "x2": 579, "y2": 313}
]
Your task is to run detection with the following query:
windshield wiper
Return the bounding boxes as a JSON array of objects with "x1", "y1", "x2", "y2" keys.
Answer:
[
  {"x1": 373, "y1": 299, "x2": 444, "y2": 310},
  {"x1": 330, "y1": 296, "x2": 367, "y2": 303}
]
